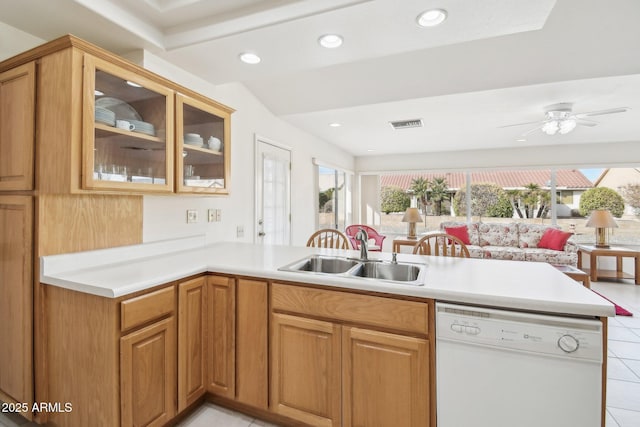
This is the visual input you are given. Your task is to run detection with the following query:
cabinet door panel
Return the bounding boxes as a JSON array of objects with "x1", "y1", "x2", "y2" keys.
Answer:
[
  {"x1": 271, "y1": 313, "x2": 341, "y2": 427},
  {"x1": 121, "y1": 317, "x2": 176, "y2": 427},
  {"x1": 178, "y1": 277, "x2": 206, "y2": 412},
  {"x1": 342, "y1": 327, "x2": 429, "y2": 427},
  {"x1": 0, "y1": 196, "x2": 33, "y2": 406},
  {"x1": 236, "y1": 279, "x2": 268, "y2": 408},
  {"x1": 82, "y1": 55, "x2": 174, "y2": 193},
  {"x1": 0, "y1": 63, "x2": 35, "y2": 191},
  {"x1": 207, "y1": 275, "x2": 235, "y2": 398}
]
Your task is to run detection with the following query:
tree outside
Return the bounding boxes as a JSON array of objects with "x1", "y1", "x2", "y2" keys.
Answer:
[{"x1": 452, "y1": 183, "x2": 513, "y2": 220}]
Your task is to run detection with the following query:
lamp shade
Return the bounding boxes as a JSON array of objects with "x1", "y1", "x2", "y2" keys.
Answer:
[
  {"x1": 402, "y1": 207, "x2": 423, "y2": 223},
  {"x1": 585, "y1": 210, "x2": 618, "y2": 228}
]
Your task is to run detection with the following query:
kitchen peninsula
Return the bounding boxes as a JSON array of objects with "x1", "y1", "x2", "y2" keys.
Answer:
[{"x1": 39, "y1": 236, "x2": 613, "y2": 427}]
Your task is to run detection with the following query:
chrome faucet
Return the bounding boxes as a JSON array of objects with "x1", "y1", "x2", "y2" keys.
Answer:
[{"x1": 354, "y1": 227, "x2": 369, "y2": 261}]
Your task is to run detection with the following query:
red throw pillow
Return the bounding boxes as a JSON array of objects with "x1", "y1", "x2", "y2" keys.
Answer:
[
  {"x1": 538, "y1": 228, "x2": 572, "y2": 251},
  {"x1": 444, "y1": 226, "x2": 471, "y2": 245}
]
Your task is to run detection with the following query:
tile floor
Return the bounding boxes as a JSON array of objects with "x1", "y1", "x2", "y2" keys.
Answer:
[{"x1": 1, "y1": 279, "x2": 639, "y2": 427}]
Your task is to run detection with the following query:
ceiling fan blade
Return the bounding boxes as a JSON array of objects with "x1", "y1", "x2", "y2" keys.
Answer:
[
  {"x1": 499, "y1": 120, "x2": 543, "y2": 128},
  {"x1": 520, "y1": 124, "x2": 544, "y2": 136},
  {"x1": 575, "y1": 107, "x2": 630, "y2": 118},
  {"x1": 576, "y1": 119, "x2": 598, "y2": 127}
]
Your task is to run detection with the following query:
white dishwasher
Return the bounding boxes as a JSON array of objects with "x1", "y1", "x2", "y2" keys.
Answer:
[{"x1": 436, "y1": 302, "x2": 603, "y2": 427}]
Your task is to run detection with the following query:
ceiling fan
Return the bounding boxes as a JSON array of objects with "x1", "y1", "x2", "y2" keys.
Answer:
[{"x1": 500, "y1": 102, "x2": 630, "y2": 136}]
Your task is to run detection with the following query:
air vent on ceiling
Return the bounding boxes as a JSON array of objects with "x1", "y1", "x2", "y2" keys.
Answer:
[{"x1": 389, "y1": 118, "x2": 423, "y2": 130}]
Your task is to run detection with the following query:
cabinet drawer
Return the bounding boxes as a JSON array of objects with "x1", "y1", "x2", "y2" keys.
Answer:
[
  {"x1": 271, "y1": 283, "x2": 429, "y2": 335},
  {"x1": 121, "y1": 286, "x2": 175, "y2": 331}
]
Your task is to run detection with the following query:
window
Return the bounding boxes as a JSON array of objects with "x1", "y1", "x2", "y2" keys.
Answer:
[{"x1": 317, "y1": 164, "x2": 352, "y2": 230}]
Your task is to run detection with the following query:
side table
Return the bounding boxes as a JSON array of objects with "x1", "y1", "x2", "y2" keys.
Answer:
[
  {"x1": 392, "y1": 237, "x2": 420, "y2": 253},
  {"x1": 577, "y1": 245, "x2": 640, "y2": 285}
]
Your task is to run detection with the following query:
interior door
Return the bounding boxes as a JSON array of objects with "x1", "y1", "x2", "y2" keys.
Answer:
[{"x1": 255, "y1": 138, "x2": 291, "y2": 245}]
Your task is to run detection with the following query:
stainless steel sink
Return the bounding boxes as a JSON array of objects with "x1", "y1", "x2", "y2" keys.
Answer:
[
  {"x1": 280, "y1": 255, "x2": 360, "y2": 274},
  {"x1": 350, "y1": 261, "x2": 422, "y2": 282},
  {"x1": 278, "y1": 255, "x2": 426, "y2": 285}
]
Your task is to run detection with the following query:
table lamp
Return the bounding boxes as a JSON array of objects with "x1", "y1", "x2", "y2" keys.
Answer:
[
  {"x1": 585, "y1": 209, "x2": 618, "y2": 248},
  {"x1": 402, "y1": 207, "x2": 423, "y2": 239}
]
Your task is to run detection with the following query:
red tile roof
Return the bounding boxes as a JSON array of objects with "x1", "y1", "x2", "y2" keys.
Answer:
[{"x1": 380, "y1": 169, "x2": 593, "y2": 191}]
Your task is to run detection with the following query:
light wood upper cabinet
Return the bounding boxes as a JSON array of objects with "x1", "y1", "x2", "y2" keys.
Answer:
[
  {"x1": 0, "y1": 196, "x2": 33, "y2": 409},
  {"x1": 82, "y1": 54, "x2": 175, "y2": 193},
  {"x1": 0, "y1": 62, "x2": 35, "y2": 191},
  {"x1": 178, "y1": 276, "x2": 207, "y2": 412},
  {"x1": 176, "y1": 94, "x2": 231, "y2": 195}
]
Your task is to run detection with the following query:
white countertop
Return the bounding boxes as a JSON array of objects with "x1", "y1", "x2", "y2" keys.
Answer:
[{"x1": 40, "y1": 236, "x2": 615, "y2": 317}]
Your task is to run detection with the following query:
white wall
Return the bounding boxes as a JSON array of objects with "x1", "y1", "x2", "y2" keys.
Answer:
[{"x1": 131, "y1": 51, "x2": 355, "y2": 246}]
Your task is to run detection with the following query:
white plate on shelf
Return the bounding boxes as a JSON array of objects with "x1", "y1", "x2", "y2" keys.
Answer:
[{"x1": 96, "y1": 97, "x2": 142, "y2": 121}]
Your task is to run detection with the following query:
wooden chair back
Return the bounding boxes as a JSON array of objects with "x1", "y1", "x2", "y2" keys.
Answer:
[
  {"x1": 412, "y1": 232, "x2": 470, "y2": 258},
  {"x1": 306, "y1": 229, "x2": 351, "y2": 249}
]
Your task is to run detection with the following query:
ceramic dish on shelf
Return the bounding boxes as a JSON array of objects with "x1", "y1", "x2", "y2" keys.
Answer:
[
  {"x1": 95, "y1": 106, "x2": 116, "y2": 126},
  {"x1": 96, "y1": 97, "x2": 142, "y2": 121},
  {"x1": 184, "y1": 133, "x2": 203, "y2": 145},
  {"x1": 128, "y1": 119, "x2": 156, "y2": 136}
]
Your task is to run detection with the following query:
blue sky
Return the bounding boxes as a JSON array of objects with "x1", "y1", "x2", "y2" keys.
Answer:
[{"x1": 580, "y1": 168, "x2": 604, "y2": 182}]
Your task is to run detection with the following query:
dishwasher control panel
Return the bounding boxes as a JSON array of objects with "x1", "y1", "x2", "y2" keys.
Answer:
[{"x1": 436, "y1": 302, "x2": 603, "y2": 361}]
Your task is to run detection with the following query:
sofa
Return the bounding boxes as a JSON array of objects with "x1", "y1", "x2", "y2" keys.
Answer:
[{"x1": 439, "y1": 221, "x2": 578, "y2": 266}]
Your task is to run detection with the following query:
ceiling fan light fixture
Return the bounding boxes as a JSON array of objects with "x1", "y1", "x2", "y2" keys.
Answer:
[
  {"x1": 559, "y1": 119, "x2": 577, "y2": 134},
  {"x1": 318, "y1": 34, "x2": 343, "y2": 48},
  {"x1": 542, "y1": 120, "x2": 559, "y2": 135},
  {"x1": 417, "y1": 9, "x2": 447, "y2": 27}
]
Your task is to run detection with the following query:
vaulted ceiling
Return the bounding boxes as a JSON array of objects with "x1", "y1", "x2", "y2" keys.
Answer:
[{"x1": 1, "y1": 0, "x2": 639, "y2": 156}]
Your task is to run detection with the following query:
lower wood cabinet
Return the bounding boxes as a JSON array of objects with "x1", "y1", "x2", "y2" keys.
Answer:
[
  {"x1": 0, "y1": 196, "x2": 33, "y2": 410},
  {"x1": 270, "y1": 283, "x2": 433, "y2": 427},
  {"x1": 235, "y1": 278, "x2": 269, "y2": 409},
  {"x1": 206, "y1": 275, "x2": 236, "y2": 398},
  {"x1": 271, "y1": 313, "x2": 341, "y2": 426},
  {"x1": 121, "y1": 317, "x2": 176, "y2": 427},
  {"x1": 178, "y1": 276, "x2": 207, "y2": 411},
  {"x1": 342, "y1": 327, "x2": 429, "y2": 427},
  {"x1": 42, "y1": 273, "x2": 432, "y2": 427}
]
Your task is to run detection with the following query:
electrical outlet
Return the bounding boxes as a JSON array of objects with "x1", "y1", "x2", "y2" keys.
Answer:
[
  {"x1": 187, "y1": 209, "x2": 198, "y2": 224},
  {"x1": 237, "y1": 225, "x2": 244, "y2": 238},
  {"x1": 208, "y1": 209, "x2": 215, "y2": 222}
]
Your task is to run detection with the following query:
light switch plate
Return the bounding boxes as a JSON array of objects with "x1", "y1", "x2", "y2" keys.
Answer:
[
  {"x1": 187, "y1": 209, "x2": 198, "y2": 223},
  {"x1": 208, "y1": 209, "x2": 215, "y2": 222}
]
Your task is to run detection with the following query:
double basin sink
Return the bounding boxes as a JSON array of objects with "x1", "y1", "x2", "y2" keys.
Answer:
[{"x1": 279, "y1": 254, "x2": 427, "y2": 286}]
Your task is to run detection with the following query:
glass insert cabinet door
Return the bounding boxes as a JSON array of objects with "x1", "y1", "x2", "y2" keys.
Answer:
[
  {"x1": 82, "y1": 55, "x2": 174, "y2": 192},
  {"x1": 176, "y1": 94, "x2": 231, "y2": 194}
]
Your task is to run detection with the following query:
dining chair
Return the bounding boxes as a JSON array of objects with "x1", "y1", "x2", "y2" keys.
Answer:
[
  {"x1": 412, "y1": 232, "x2": 470, "y2": 258},
  {"x1": 306, "y1": 229, "x2": 351, "y2": 249},
  {"x1": 345, "y1": 225, "x2": 386, "y2": 251}
]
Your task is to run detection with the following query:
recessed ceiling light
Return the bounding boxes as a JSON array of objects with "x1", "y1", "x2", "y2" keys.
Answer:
[
  {"x1": 329, "y1": 122, "x2": 342, "y2": 127},
  {"x1": 417, "y1": 9, "x2": 447, "y2": 27},
  {"x1": 516, "y1": 138, "x2": 527, "y2": 142},
  {"x1": 126, "y1": 80, "x2": 142, "y2": 88},
  {"x1": 239, "y1": 52, "x2": 261, "y2": 64},
  {"x1": 94, "y1": 89, "x2": 104, "y2": 96},
  {"x1": 318, "y1": 34, "x2": 343, "y2": 49}
]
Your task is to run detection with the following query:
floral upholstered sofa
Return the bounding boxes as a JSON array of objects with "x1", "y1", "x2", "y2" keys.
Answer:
[{"x1": 439, "y1": 221, "x2": 578, "y2": 266}]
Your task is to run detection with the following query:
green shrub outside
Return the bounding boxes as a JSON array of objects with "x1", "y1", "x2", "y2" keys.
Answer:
[
  {"x1": 579, "y1": 187, "x2": 625, "y2": 217},
  {"x1": 381, "y1": 186, "x2": 410, "y2": 214}
]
